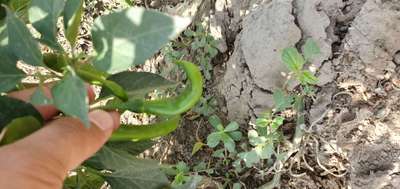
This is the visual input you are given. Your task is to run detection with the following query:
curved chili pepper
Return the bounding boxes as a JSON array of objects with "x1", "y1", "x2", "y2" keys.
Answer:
[
  {"x1": 103, "y1": 60, "x2": 203, "y2": 116},
  {"x1": 43, "y1": 53, "x2": 128, "y2": 101},
  {"x1": 76, "y1": 64, "x2": 128, "y2": 101},
  {"x1": 110, "y1": 115, "x2": 180, "y2": 141}
]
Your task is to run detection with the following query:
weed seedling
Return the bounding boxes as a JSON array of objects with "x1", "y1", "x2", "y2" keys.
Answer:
[{"x1": 206, "y1": 115, "x2": 242, "y2": 153}]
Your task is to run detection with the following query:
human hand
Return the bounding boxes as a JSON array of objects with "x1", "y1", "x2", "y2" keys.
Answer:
[{"x1": 0, "y1": 85, "x2": 120, "y2": 189}]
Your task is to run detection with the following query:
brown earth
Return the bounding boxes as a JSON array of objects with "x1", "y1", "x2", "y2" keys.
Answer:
[{"x1": 79, "y1": 0, "x2": 400, "y2": 188}]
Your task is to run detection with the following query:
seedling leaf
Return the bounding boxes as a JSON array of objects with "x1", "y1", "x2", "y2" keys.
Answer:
[
  {"x1": 273, "y1": 89, "x2": 293, "y2": 112},
  {"x1": 208, "y1": 115, "x2": 223, "y2": 131},
  {"x1": 229, "y1": 131, "x2": 242, "y2": 141},
  {"x1": 299, "y1": 70, "x2": 318, "y2": 85},
  {"x1": 281, "y1": 47, "x2": 304, "y2": 72},
  {"x1": 206, "y1": 132, "x2": 221, "y2": 148},
  {"x1": 303, "y1": 38, "x2": 320, "y2": 61},
  {"x1": 224, "y1": 121, "x2": 239, "y2": 132},
  {"x1": 192, "y1": 141, "x2": 205, "y2": 156}
]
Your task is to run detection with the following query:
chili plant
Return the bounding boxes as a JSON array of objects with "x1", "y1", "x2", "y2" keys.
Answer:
[{"x1": 0, "y1": 0, "x2": 203, "y2": 188}]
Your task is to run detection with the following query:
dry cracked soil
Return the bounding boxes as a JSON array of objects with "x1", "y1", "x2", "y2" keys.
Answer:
[
  {"x1": 215, "y1": 0, "x2": 400, "y2": 188},
  {"x1": 79, "y1": 0, "x2": 400, "y2": 188}
]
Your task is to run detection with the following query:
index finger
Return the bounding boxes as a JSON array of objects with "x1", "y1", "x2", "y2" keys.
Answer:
[{"x1": 8, "y1": 84, "x2": 95, "y2": 121}]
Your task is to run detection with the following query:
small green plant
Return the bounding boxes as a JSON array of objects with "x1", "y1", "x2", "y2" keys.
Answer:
[
  {"x1": 206, "y1": 115, "x2": 242, "y2": 153},
  {"x1": 162, "y1": 24, "x2": 219, "y2": 81},
  {"x1": 184, "y1": 24, "x2": 219, "y2": 81},
  {"x1": 159, "y1": 161, "x2": 204, "y2": 189},
  {"x1": 171, "y1": 162, "x2": 191, "y2": 186},
  {"x1": 282, "y1": 38, "x2": 320, "y2": 87},
  {"x1": 238, "y1": 113, "x2": 284, "y2": 167},
  {"x1": 192, "y1": 95, "x2": 217, "y2": 117},
  {"x1": 195, "y1": 39, "x2": 321, "y2": 188},
  {"x1": 256, "y1": 39, "x2": 320, "y2": 188}
]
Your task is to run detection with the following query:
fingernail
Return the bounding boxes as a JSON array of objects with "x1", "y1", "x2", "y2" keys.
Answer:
[
  {"x1": 85, "y1": 84, "x2": 96, "y2": 103},
  {"x1": 89, "y1": 110, "x2": 115, "y2": 132}
]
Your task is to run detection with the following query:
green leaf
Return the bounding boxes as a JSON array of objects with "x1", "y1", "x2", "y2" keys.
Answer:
[
  {"x1": 63, "y1": 168, "x2": 105, "y2": 189},
  {"x1": 257, "y1": 143, "x2": 274, "y2": 159},
  {"x1": 99, "y1": 72, "x2": 176, "y2": 99},
  {"x1": 63, "y1": 0, "x2": 83, "y2": 46},
  {"x1": 248, "y1": 130, "x2": 267, "y2": 146},
  {"x1": 30, "y1": 87, "x2": 52, "y2": 105},
  {"x1": 29, "y1": 0, "x2": 65, "y2": 50},
  {"x1": 224, "y1": 121, "x2": 239, "y2": 132},
  {"x1": 0, "y1": 116, "x2": 41, "y2": 145},
  {"x1": 106, "y1": 140, "x2": 155, "y2": 156},
  {"x1": 238, "y1": 151, "x2": 260, "y2": 168},
  {"x1": 0, "y1": 96, "x2": 43, "y2": 130},
  {"x1": 271, "y1": 116, "x2": 284, "y2": 131},
  {"x1": 175, "y1": 161, "x2": 189, "y2": 173},
  {"x1": 52, "y1": 71, "x2": 89, "y2": 126},
  {"x1": 85, "y1": 146, "x2": 169, "y2": 189},
  {"x1": 191, "y1": 141, "x2": 205, "y2": 156},
  {"x1": 123, "y1": 0, "x2": 135, "y2": 6},
  {"x1": 233, "y1": 183, "x2": 242, "y2": 189},
  {"x1": 302, "y1": 38, "x2": 320, "y2": 61},
  {"x1": 281, "y1": 47, "x2": 304, "y2": 72},
  {"x1": 256, "y1": 118, "x2": 269, "y2": 128},
  {"x1": 248, "y1": 130, "x2": 259, "y2": 139},
  {"x1": 8, "y1": 0, "x2": 30, "y2": 22},
  {"x1": 6, "y1": 7, "x2": 43, "y2": 66},
  {"x1": 229, "y1": 131, "x2": 242, "y2": 141},
  {"x1": 211, "y1": 149, "x2": 225, "y2": 158},
  {"x1": 273, "y1": 89, "x2": 293, "y2": 112},
  {"x1": 206, "y1": 132, "x2": 221, "y2": 148},
  {"x1": 208, "y1": 115, "x2": 223, "y2": 131},
  {"x1": 299, "y1": 70, "x2": 318, "y2": 85},
  {"x1": 173, "y1": 175, "x2": 203, "y2": 189},
  {"x1": 92, "y1": 7, "x2": 191, "y2": 74},
  {"x1": 0, "y1": 60, "x2": 25, "y2": 93},
  {"x1": 221, "y1": 133, "x2": 235, "y2": 153},
  {"x1": 0, "y1": 6, "x2": 4, "y2": 21},
  {"x1": 172, "y1": 172, "x2": 187, "y2": 186}
]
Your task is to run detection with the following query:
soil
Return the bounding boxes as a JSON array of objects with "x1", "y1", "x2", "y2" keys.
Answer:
[
  {"x1": 79, "y1": 0, "x2": 400, "y2": 188},
  {"x1": 193, "y1": 0, "x2": 400, "y2": 188}
]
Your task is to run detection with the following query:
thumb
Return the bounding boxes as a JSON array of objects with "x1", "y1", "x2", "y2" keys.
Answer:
[{"x1": 0, "y1": 110, "x2": 120, "y2": 188}]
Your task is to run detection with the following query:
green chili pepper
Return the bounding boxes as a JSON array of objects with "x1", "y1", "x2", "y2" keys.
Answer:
[
  {"x1": 76, "y1": 64, "x2": 129, "y2": 101},
  {"x1": 103, "y1": 60, "x2": 203, "y2": 116},
  {"x1": 110, "y1": 115, "x2": 180, "y2": 141}
]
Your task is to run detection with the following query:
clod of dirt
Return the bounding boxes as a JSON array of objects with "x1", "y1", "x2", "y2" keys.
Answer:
[
  {"x1": 242, "y1": 0, "x2": 301, "y2": 91},
  {"x1": 294, "y1": 0, "x2": 332, "y2": 68},
  {"x1": 315, "y1": 0, "x2": 400, "y2": 188},
  {"x1": 393, "y1": 51, "x2": 400, "y2": 65},
  {"x1": 218, "y1": 0, "x2": 340, "y2": 123},
  {"x1": 343, "y1": 0, "x2": 400, "y2": 83},
  {"x1": 219, "y1": 0, "x2": 301, "y2": 123}
]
